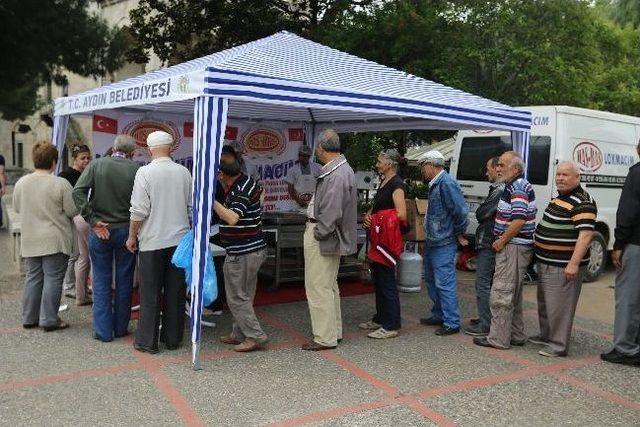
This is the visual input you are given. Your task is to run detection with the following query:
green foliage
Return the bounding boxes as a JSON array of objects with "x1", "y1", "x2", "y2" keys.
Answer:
[
  {"x1": 609, "y1": 0, "x2": 640, "y2": 28},
  {"x1": 405, "y1": 182, "x2": 429, "y2": 199},
  {"x1": 0, "y1": 0, "x2": 127, "y2": 120}
]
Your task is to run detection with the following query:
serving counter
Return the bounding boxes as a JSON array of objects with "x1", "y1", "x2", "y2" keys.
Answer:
[{"x1": 260, "y1": 212, "x2": 367, "y2": 290}]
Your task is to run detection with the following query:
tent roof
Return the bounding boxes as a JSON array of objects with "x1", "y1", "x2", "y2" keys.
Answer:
[{"x1": 54, "y1": 32, "x2": 530, "y2": 133}]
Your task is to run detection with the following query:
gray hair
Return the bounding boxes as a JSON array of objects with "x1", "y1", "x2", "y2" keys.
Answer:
[
  {"x1": 557, "y1": 160, "x2": 581, "y2": 176},
  {"x1": 317, "y1": 129, "x2": 341, "y2": 152},
  {"x1": 380, "y1": 149, "x2": 400, "y2": 170},
  {"x1": 509, "y1": 156, "x2": 525, "y2": 173},
  {"x1": 113, "y1": 134, "x2": 137, "y2": 154}
]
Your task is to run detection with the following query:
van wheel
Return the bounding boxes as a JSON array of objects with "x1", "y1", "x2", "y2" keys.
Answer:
[{"x1": 584, "y1": 231, "x2": 606, "y2": 282}]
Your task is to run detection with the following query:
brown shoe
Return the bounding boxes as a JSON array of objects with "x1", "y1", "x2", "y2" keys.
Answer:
[
  {"x1": 220, "y1": 335, "x2": 243, "y2": 345},
  {"x1": 233, "y1": 338, "x2": 266, "y2": 352},
  {"x1": 301, "y1": 340, "x2": 336, "y2": 351}
]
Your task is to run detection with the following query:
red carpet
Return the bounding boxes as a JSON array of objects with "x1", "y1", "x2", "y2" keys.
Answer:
[{"x1": 254, "y1": 278, "x2": 374, "y2": 306}]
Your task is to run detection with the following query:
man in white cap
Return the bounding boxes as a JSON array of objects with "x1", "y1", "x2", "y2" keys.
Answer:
[
  {"x1": 126, "y1": 131, "x2": 192, "y2": 354},
  {"x1": 419, "y1": 150, "x2": 469, "y2": 336},
  {"x1": 285, "y1": 145, "x2": 321, "y2": 208}
]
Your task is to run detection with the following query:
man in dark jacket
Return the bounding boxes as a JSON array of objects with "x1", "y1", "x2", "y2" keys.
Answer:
[
  {"x1": 601, "y1": 141, "x2": 640, "y2": 366},
  {"x1": 465, "y1": 157, "x2": 504, "y2": 337}
]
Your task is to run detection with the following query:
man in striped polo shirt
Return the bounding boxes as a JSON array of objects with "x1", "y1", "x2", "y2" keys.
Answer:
[
  {"x1": 532, "y1": 161, "x2": 596, "y2": 357},
  {"x1": 474, "y1": 151, "x2": 537, "y2": 350},
  {"x1": 213, "y1": 152, "x2": 267, "y2": 352}
]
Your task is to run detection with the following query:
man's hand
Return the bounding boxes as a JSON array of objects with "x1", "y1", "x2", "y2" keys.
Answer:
[
  {"x1": 92, "y1": 221, "x2": 110, "y2": 240},
  {"x1": 564, "y1": 262, "x2": 580, "y2": 281},
  {"x1": 125, "y1": 235, "x2": 138, "y2": 253},
  {"x1": 612, "y1": 249, "x2": 623, "y2": 270},
  {"x1": 363, "y1": 212, "x2": 371, "y2": 229},
  {"x1": 492, "y1": 237, "x2": 506, "y2": 253},
  {"x1": 457, "y1": 235, "x2": 469, "y2": 247}
]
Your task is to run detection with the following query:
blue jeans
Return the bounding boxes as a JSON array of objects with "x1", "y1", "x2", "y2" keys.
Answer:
[
  {"x1": 474, "y1": 248, "x2": 496, "y2": 332},
  {"x1": 424, "y1": 242, "x2": 460, "y2": 329},
  {"x1": 88, "y1": 226, "x2": 135, "y2": 341},
  {"x1": 370, "y1": 262, "x2": 401, "y2": 331}
]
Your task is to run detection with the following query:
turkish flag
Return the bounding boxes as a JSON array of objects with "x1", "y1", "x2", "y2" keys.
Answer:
[
  {"x1": 225, "y1": 126, "x2": 238, "y2": 140},
  {"x1": 92, "y1": 115, "x2": 118, "y2": 134},
  {"x1": 184, "y1": 122, "x2": 193, "y2": 138},
  {"x1": 289, "y1": 128, "x2": 304, "y2": 142}
]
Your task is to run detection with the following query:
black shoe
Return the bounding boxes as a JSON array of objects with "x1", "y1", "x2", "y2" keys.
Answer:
[
  {"x1": 510, "y1": 339, "x2": 526, "y2": 347},
  {"x1": 23, "y1": 323, "x2": 38, "y2": 329},
  {"x1": 435, "y1": 326, "x2": 459, "y2": 336},
  {"x1": 473, "y1": 337, "x2": 495, "y2": 348},
  {"x1": 470, "y1": 318, "x2": 480, "y2": 325},
  {"x1": 165, "y1": 344, "x2": 180, "y2": 351},
  {"x1": 134, "y1": 343, "x2": 159, "y2": 354},
  {"x1": 600, "y1": 349, "x2": 640, "y2": 366},
  {"x1": 464, "y1": 325, "x2": 489, "y2": 337},
  {"x1": 420, "y1": 317, "x2": 443, "y2": 326},
  {"x1": 93, "y1": 332, "x2": 113, "y2": 343}
]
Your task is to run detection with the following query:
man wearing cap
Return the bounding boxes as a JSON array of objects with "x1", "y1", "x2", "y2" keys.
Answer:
[
  {"x1": 285, "y1": 145, "x2": 322, "y2": 208},
  {"x1": 125, "y1": 131, "x2": 192, "y2": 354},
  {"x1": 419, "y1": 150, "x2": 469, "y2": 336}
]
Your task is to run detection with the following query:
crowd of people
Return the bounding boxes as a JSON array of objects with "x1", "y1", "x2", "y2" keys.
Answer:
[{"x1": 8, "y1": 129, "x2": 640, "y2": 365}]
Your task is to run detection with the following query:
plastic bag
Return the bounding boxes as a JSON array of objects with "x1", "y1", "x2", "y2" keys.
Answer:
[{"x1": 172, "y1": 230, "x2": 218, "y2": 306}]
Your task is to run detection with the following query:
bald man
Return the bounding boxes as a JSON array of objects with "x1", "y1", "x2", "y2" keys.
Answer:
[{"x1": 531, "y1": 161, "x2": 596, "y2": 357}]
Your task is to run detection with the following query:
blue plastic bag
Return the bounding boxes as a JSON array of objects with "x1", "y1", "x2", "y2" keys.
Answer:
[{"x1": 172, "y1": 230, "x2": 218, "y2": 306}]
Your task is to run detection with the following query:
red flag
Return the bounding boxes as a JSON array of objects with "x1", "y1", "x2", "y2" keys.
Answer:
[
  {"x1": 184, "y1": 122, "x2": 193, "y2": 138},
  {"x1": 92, "y1": 115, "x2": 118, "y2": 134},
  {"x1": 289, "y1": 128, "x2": 304, "y2": 142},
  {"x1": 225, "y1": 126, "x2": 238, "y2": 140}
]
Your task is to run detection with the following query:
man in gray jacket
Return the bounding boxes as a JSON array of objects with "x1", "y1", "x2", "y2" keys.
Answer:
[
  {"x1": 465, "y1": 157, "x2": 504, "y2": 337},
  {"x1": 302, "y1": 129, "x2": 357, "y2": 351}
]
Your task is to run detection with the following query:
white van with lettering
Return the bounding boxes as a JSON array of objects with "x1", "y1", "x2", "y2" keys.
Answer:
[{"x1": 450, "y1": 106, "x2": 640, "y2": 281}]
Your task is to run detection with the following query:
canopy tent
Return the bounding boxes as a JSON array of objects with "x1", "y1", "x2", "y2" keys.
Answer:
[{"x1": 52, "y1": 31, "x2": 532, "y2": 369}]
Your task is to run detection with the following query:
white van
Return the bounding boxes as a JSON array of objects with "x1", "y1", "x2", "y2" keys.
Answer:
[{"x1": 450, "y1": 105, "x2": 640, "y2": 281}]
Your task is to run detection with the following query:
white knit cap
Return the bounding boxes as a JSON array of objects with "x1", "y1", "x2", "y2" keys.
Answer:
[
  {"x1": 421, "y1": 150, "x2": 445, "y2": 166},
  {"x1": 147, "y1": 131, "x2": 173, "y2": 147}
]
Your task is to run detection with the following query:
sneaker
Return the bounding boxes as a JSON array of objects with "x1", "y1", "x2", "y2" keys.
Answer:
[
  {"x1": 420, "y1": 317, "x2": 444, "y2": 326},
  {"x1": 539, "y1": 348, "x2": 567, "y2": 357},
  {"x1": 600, "y1": 349, "x2": 640, "y2": 366},
  {"x1": 528, "y1": 335, "x2": 548, "y2": 345},
  {"x1": 464, "y1": 325, "x2": 489, "y2": 337},
  {"x1": 358, "y1": 320, "x2": 382, "y2": 330},
  {"x1": 435, "y1": 326, "x2": 460, "y2": 336},
  {"x1": 367, "y1": 327, "x2": 399, "y2": 339}
]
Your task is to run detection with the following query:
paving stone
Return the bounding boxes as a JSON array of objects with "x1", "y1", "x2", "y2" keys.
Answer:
[{"x1": 312, "y1": 404, "x2": 437, "y2": 427}]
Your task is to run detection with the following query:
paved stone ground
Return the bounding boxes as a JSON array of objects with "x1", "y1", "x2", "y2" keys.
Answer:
[{"x1": 1, "y1": 229, "x2": 639, "y2": 426}]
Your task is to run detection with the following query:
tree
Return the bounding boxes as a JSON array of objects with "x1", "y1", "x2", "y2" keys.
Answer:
[
  {"x1": 610, "y1": 0, "x2": 640, "y2": 28},
  {"x1": 0, "y1": 0, "x2": 127, "y2": 121},
  {"x1": 126, "y1": 0, "x2": 373, "y2": 64}
]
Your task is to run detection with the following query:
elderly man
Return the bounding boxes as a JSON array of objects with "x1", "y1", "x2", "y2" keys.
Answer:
[
  {"x1": 419, "y1": 150, "x2": 469, "y2": 336},
  {"x1": 285, "y1": 145, "x2": 321, "y2": 208},
  {"x1": 601, "y1": 141, "x2": 640, "y2": 365},
  {"x1": 213, "y1": 151, "x2": 267, "y2": 352},
  {"x1": 302, "y1": 129, "x2": 357, "y2": 350},
  {"x1": 531, "y1": 161, "x2": 596, "y2": 357},
  {"x1": 73, "y1": 135, "x2": 139, "y2": 342},
  {"x1": 465, "y1": 157, "x2": 504, "y2": 337},
  {"x1": 125, "y1": 131, "x2": 192, "y2": 354},
  {"x1": 474, "y1": 151, "x2": 537, "y2": 349}
]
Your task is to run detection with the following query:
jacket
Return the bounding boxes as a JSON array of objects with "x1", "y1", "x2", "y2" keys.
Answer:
[
  {"x1": 368, "y1": 209, "x2": 403, "y2": 268},
  {"x1": 614, "y1": 162, "x2": 640, "y2": 250},
  {"x1": 423, "y1": 171, "x2": 469, "y2": 247},
  {"x1": 475, "y1": 182, "x2": 505, "y2": 249},
  {"x1": 313, "y1": 154, "x2": 358, "y2": 256}
]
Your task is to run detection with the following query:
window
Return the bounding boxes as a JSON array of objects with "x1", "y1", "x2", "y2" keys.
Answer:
[{"x1": 456, "y1": 136, "x2": 551, "y2": 185}]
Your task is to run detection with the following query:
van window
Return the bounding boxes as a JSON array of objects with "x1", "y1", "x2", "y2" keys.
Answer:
[{"x1": 456, "y1": 136, "x2": 551, "y2": 185}]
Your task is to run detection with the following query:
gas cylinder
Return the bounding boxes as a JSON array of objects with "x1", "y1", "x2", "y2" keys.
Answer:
[{"x1": 397, "y1": 242, "x2": 423, "y2": 293}]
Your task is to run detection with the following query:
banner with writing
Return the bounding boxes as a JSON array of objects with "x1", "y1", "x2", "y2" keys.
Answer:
[{"x1": 92, "y1": 112, "x2": 309, "y2": 212}]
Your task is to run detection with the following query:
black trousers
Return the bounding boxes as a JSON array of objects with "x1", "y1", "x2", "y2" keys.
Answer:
[{"x1": 135, "y1": 246, "x2": 186, "y2": 350}]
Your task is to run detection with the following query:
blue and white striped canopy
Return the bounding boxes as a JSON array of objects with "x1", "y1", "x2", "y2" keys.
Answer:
[
  {"x1": 53, "y1": 31, "x2": 531, "y2": 370},
  {"x1": 54, "y1": 31, "x2": 531, "y2": 133}
]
